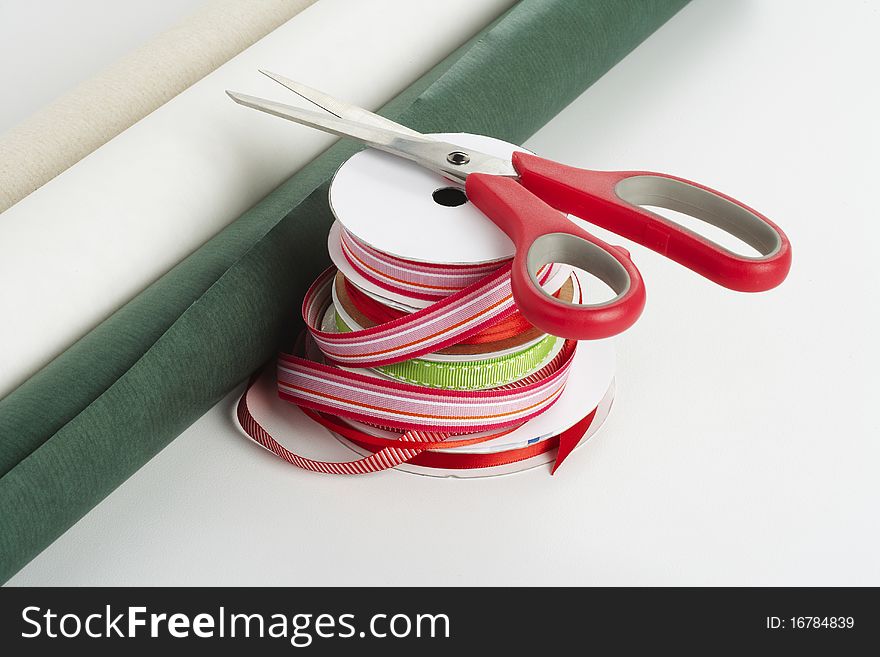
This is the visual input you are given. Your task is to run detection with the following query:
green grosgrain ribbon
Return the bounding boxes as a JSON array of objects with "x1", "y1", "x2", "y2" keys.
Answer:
[
  {"x1": 0, "y1": 0, "x2": 690, "y2": 583},
  {"x1": 334, "y1": 311, "x2": 560, "y2": 390}
]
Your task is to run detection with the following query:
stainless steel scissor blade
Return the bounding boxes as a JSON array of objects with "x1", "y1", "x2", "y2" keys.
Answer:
[
  {"x1": 258, "y1": 70, "x2": 425, "y2": 139},
  {"x1": 226, "y1": 82, "x2": 516, "y2": 183}
]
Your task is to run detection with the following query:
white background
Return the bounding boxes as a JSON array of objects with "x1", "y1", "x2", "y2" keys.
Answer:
[{"x1": 6, "y1": 0, "x2": 879, "y2": 585}]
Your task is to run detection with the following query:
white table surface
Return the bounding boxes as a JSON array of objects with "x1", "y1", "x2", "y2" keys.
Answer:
[{"x1": 7, "y1": 0, "x2": 880, "y2": 585}]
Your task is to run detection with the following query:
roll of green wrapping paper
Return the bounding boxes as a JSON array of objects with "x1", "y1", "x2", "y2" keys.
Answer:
[{"x1": 0, "y1": 0, "x2": 689, "y2": 582}]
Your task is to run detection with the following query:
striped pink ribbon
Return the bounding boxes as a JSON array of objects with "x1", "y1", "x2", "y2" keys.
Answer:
[
  {"x1": 307, "y1": 263, "x2": 557, "y2": 367},
  {"x1": 237, "y1": 387, "x2": 450, "y2": 475},
  {"x1": 340, "y1": 227, "x2": 502, "y2": 301},
  {"x1": 278, "y1": 335, "x2": 575, "y2": 434}
]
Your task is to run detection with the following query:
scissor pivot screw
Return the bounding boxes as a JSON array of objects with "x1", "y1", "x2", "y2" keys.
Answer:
[{"x1": 447, "y1": 151, "x2": 470, "y2": 166}]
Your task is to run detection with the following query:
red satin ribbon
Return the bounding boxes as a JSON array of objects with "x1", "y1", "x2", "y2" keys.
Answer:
[{"x1": 342, "y1": 410, "x2": 598, "y2": 472}]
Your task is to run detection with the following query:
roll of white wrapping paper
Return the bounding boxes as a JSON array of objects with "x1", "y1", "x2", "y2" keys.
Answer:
[{"x1": 0, "y1": 0, "x2": 517, "y2": 399}]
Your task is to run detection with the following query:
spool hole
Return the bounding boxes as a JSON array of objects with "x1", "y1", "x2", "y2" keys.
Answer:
[{"x1": 432, "y1": 187, "x2": 469, "y2": 208}]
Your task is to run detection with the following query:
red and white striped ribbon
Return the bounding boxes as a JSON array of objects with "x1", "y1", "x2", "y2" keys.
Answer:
[
  {"x1": 236, "y1": 380, "x2": 599, "y2": 475},
  {"x1": 306, "y1": 263, "x2": 557, "y2": 367},
  {"x1": 340, "y1": 227, "x2": 502, "y2": 301},
  {"x1": 278, "y1": 332, "x2": 576, "y2": 434},
  {"x1": 237, "y1": 386, "x2": 450, "y2": 475}
]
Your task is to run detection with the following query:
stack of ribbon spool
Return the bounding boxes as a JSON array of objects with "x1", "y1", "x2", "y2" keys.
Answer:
[{"x1": 236, "y1": 134, "x2": 616, "y2": 477}]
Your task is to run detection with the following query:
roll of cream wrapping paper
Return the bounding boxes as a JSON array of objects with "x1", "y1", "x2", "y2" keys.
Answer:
[
  {"x1": 0, "y1": 0, "x2": 318, "y2": 212},
  {"x1": 0, "y1": 0, "x2": 517, "y2": 399}
]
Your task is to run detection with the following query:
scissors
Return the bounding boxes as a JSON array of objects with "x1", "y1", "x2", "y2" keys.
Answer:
[{"x1": 227, "y1": 71, "x2": 791, "y2": 341}]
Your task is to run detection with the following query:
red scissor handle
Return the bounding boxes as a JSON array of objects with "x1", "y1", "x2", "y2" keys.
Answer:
[
  {"x1": 466, "y1": 173, "x2": 646, "y2": 340},
  {"x1": 511, "y1": 152, "x2": 792, "y2": 292},
  {"x1": 465, "y1": 153, "x2": 792, "y2": 341}
]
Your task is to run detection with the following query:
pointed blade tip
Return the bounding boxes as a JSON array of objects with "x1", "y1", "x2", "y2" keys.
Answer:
[{"x1": 226, "y1": 90, "x2": 260, "y2": 107}]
